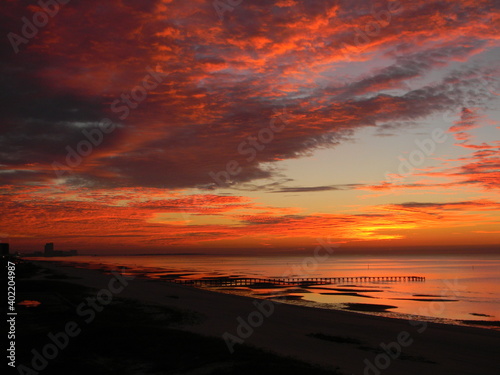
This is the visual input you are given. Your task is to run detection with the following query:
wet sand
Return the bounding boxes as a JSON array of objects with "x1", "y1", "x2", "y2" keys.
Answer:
[{"x1": 31, "y1": 260, "x2": 500, "y2": 375}]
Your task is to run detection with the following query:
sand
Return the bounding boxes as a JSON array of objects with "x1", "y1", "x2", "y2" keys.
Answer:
[{"x1": 32, "y1": 261, "x2": 500, "y2": 375}]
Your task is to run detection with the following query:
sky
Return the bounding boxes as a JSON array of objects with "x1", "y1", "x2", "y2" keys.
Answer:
[{"x1": 1, "y1": 0, "x2": 499, "y2": 254}]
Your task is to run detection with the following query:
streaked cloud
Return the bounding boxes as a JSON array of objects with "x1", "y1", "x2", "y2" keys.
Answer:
[{"x1": 1, "y1": 0, "x2": 498, "y2": 251}]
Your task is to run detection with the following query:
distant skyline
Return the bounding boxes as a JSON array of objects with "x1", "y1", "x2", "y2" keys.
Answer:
[{"x1": 1, "y1": 0, "x2": 499, "y2": 254}]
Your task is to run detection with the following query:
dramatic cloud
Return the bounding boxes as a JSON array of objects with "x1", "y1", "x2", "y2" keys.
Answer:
[
  {"x1": 1, "y1": 0, "x2": 499, "y2": 251},
  {"x1": 2, "y1": 184, "x2": 497, "y2": 251},
  {"x1": 1, "y1": 0, "x2": 499, "y2": 189}
]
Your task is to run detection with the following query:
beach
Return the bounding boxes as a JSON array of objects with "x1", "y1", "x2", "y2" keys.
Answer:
[
  {"x1": 18, "y1": 260, "x2": 500, "y2": 375},
  {"x1": 33, "y1": 254, "x2": 500, "y2": 325}
]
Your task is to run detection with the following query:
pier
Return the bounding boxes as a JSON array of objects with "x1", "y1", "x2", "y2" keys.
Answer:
[{"x1": 173, "y1": 276, "x2": 425, "y2": 287}]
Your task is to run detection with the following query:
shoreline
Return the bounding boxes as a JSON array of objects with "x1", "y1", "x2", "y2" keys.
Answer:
[
  {"x1": 23, "y1": 259, "x2": 500, "y2": 375},
  {"x1": 12, "y1": 260, "x2": 338, "y2": 375},
  {"x1": 204, "y1": 284, "x2": 500, "y2": 330},
  {"x1": 37, "y1": 257, "x2": 499, "y2": 331}
]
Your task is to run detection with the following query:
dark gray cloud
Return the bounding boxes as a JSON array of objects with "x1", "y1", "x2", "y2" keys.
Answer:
[
  {"x1": 269, "y1": 184, "x2": 363, "y2": 193},
  {"x1": 1, "y1": 0, "x2": 498, "y2": 189}
]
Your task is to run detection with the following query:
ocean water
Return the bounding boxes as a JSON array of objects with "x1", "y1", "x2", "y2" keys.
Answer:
[{"x1": 39, "y1": 254, "x2": 500, "y2": 326}]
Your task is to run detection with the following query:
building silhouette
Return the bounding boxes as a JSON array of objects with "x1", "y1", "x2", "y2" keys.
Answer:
[
  {"x1": 44, "y1": 242, "x2": 54, "y2": 256},
  {"x1": 0, "y1": 243, "x2": 9, "y2": 256},
  {"x1": 23, "y1": 243, "x2": 77, "y2": 257}
]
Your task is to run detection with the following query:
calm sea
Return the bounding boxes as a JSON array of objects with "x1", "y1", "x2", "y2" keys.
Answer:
[{"x1": 40, "y1": 254, "x2": 500, "y2": 327}]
